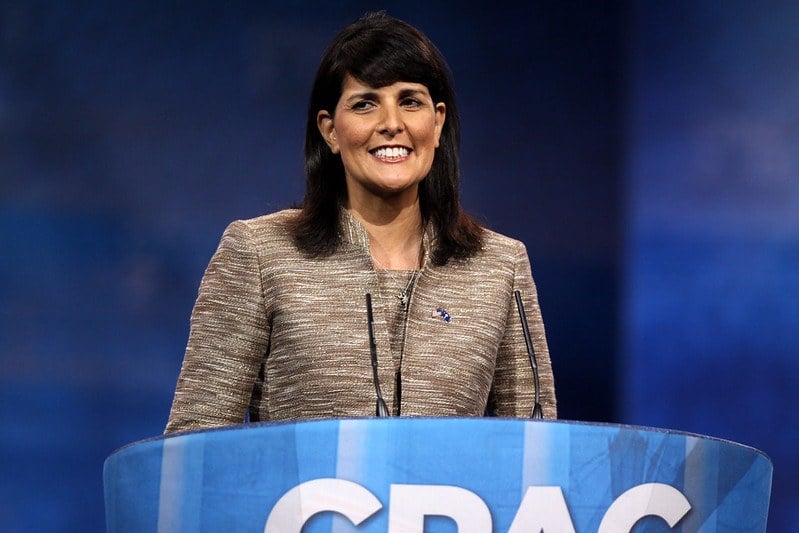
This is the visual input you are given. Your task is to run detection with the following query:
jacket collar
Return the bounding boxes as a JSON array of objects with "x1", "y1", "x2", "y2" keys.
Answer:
[{"x1": 339, "y1": 207, "x2": 436, "y2": 269}]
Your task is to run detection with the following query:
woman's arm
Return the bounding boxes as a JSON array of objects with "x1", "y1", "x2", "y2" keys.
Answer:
[
  {"x1": 165, "y1": 220, "x2": 270, "y2": 434},
  {"x1": 488, "y1": 241, "x2": 557, "y2": 419}
]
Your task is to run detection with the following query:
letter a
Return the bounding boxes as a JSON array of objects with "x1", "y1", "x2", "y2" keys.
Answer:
[{"x1": 508, "y1": 486, "x2": 576, "y2": 533}]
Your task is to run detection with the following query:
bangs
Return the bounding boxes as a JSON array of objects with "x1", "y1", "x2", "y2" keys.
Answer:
[
  {"x1": 320, "y1": 19, "x2": 448, "y2": 108},
  {"x1": 341, "y1": 36, "x2": 443, "y2": 98}
]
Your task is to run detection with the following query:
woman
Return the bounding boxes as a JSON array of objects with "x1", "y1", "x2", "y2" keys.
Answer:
[{"x1": 165, "y1": 12, "x2": 556, "y2": 434}]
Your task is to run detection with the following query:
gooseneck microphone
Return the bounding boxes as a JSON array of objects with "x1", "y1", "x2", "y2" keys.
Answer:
[
  {"x1": 514, "y1": 290, "x2": 544, "y2": 419},
  {"x1": 365, "y1": 293, "x2": 390, "y2": 417}
]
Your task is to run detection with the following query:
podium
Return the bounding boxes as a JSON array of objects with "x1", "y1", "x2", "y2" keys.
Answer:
[{"x1": 104, "y1": 419, "x2": 772, "y2": 532}]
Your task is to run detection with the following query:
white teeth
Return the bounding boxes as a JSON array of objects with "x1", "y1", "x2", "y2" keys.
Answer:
[{"x1": 373, "y1": 147, "x2": 409, "y2": 159}]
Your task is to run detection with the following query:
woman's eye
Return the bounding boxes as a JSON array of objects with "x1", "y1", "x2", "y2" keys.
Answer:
[
  {"x1": 351, "y1": 100, "x2": 375, "y2": 111},
  {"x1": 402, "y1": 98, "x2": 422, "y2": 108}
]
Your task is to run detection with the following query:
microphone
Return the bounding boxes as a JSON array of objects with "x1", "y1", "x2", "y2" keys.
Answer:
[
  {"x1": 365, "y1": 293, "x2": 390, "y2": 417},
  {"x1": 514, "y1": 290, "x2": 544, "y2": 419}
]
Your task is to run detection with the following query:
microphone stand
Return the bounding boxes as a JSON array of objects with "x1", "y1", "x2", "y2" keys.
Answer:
[
  {"x1": 514, "y1": 290, "x2": 544, "y2": 419},
  {"x1": 366, "y1": 293, "x2": 390, "y2": 417}
]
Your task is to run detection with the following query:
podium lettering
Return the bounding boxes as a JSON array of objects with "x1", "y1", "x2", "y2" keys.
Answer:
[
  {"x1": 598, "y1": 483, "x2": 691, "y2": 532},
  {"x1": 388, "y1": 484, "x2": 492, "y2": 532},
  {"x1": 508, "y1": 486, "x2": 576, "y2": 532},
  {"x1": 264, "y1": 478, "x2": 381, "y2": 532},
  {"x1": 264, "y1": 479, "x2": 692, "y2": 532}
]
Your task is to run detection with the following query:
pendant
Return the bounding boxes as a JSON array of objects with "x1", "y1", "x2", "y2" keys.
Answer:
[{"x1": 398, "y1": 291, "x2": 409, "y2": 309}]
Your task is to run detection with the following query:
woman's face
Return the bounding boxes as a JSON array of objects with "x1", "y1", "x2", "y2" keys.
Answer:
[{"x1": 318, "y1": 75, "x2": 446, "y2": 204}]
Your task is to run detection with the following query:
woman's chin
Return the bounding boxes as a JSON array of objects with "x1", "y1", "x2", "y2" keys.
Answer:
[{"x1": 351, "y1": 179, "x2": 422, "y2": 202}]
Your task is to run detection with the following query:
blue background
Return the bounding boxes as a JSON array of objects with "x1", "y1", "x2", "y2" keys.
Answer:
[{"x1": 1, "y1": 1, "x2": 796, "y2": 530}]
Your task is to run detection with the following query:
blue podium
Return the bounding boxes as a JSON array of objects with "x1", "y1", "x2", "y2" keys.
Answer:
[{"x1": 103, "y1": 419, "x2": 772, "y2": 532}]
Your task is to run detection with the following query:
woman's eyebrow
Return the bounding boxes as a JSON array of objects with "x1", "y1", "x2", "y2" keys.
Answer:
[
  {"x1": 398, "y1": 88, "x2": 428, "y2": 98},
  {"x1": 343, "y1": 87, "x2": 428, "y2": 103},
  {"x1": 343, "y1": 90, "x2": 379, "y2": 103}
]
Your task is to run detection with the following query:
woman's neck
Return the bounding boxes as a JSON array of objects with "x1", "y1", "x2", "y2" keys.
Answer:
[{"x1": 346, "y1": 197, "x2": 424, "y2": 270}]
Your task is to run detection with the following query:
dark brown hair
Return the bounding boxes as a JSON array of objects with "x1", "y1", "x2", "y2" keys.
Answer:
[{"x1": 290, "y1": 12, "x2": 483, "y2": 265}]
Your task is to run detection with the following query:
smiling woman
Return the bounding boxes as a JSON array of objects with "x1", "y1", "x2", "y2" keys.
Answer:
[
  {"x1": 317, "y1": 77, "x2": 446, "y2": 212},
  {"x1": 165, "y1": 12, "x2": 557, "y2": 433}
]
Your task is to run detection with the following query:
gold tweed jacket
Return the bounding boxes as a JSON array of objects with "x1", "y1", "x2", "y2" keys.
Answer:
[{"x1": 165, "y1": 209, "x2": 556, "y2": 434}]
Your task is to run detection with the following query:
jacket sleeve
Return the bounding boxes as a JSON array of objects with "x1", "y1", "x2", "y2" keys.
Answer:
[
  {"x1": 489, "y1": 240, "x2": 557, "y2": 418},
  {"x1": 165, "y1": 220, "x2": 270, "y2": 434}
]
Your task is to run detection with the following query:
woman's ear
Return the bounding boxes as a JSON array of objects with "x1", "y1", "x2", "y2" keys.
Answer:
[
  {"x1": 317, "y1": 110, "x2": 340, "y2": 154},
  {"x1": 434, "y1": 102, "x2": 446, "y2": 148}
]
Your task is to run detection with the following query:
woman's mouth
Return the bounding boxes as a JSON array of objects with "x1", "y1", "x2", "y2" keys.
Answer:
[{"x1": 370, "y1": 146, "x2": 411, "y2": 161}]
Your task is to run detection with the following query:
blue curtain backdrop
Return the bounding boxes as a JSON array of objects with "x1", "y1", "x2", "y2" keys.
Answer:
[
  {"x1": 623, "y1": 3, "x2": 799, "y2": 530},
  {"x1": 0, "y1": 1, "x2": 795, "y2": 530}
]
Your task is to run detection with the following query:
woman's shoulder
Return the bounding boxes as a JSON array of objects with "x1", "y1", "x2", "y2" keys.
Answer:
[
  {"x1": 224, "y1": 209, "x2": 299, "y2": 238},
  {"x1": 436, "y1": 227, "x2": 527, "y2": 276},
  {"x1": 240, "y1": 208, "x2": 299, "y2": 228},
  {"x1": 478, "y1": 227, "x2": 527, "y2": 257},
  {"x1": 214, "y1": 209, "x2": 301, "y2": 256}
]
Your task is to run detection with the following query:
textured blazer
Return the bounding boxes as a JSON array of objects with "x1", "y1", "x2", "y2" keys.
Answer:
[{"x1": 165, "y1": 209, "x2": 556, "y2": 434}]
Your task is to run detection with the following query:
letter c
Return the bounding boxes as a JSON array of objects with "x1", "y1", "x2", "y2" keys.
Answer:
[
  {"x1": 598, "y1": 483, "x2": 691, "y2": 532},
  {"x1": 264, "y1": 478, "x2": 382, "y2": 532}
]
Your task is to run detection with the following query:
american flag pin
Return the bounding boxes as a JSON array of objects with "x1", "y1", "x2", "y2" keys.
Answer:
[{"x1": 432, "y1": 307, "x2": 451, "y2": 323}]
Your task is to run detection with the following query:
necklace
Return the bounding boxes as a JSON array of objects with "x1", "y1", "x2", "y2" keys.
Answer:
[
  {"x1": 396, "y1": 269, "x2": 418, "y2": 310},
  {"x1": 372, "y1": 237, "x2": 424, "y2": 311}
]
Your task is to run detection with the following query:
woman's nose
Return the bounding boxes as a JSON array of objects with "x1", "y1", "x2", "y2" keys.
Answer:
[{"x1": 377, "y1": 105, "x2": 404, "y2": 136}]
